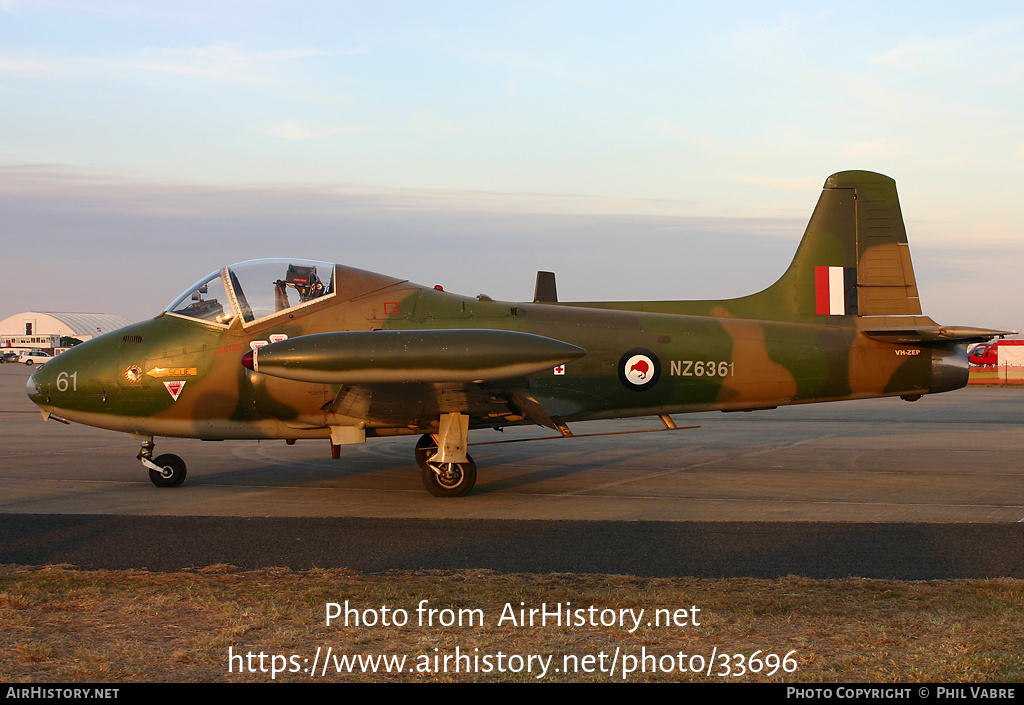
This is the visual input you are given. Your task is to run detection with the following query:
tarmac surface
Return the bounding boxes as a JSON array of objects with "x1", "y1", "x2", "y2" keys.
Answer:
[{"x1": 2, "y1": 363, "x2": 1022, "y2": 577}]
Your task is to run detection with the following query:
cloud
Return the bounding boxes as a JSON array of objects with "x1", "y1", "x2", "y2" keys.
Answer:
[
  {"x1": 734, "y1": 175, "x2": 821, "y2": 194},
  {"x1": 872, "y1": 35, "x2": 966, "y2": 73},
  {"x1": 131, "y1": 43, "x2": 332, "y2": 84},
  {"x1": 1, "y1": 166, "x2": 1018, "y2": 330},
  {"x1": 727, "y1": 13, "x2": 804, "y2": 52},
  {"x1": 0, "y1": 42, "x2": 343, "y2": 87},
  {"x1": 0, "y1": 55, "x2": 58, "y2": 79},
  {"x1": 841, "y1": 139, "x2": 908, "y2": 159},
  {"x1": 0, "y1": 165, "x2": 806, "y2": 319},
  {"x1": 266, "y1": 120, "x2": 363, "y2": 140},
  {"x1": 870, "y1": 15, "x2": 1024, "y2": 86}
]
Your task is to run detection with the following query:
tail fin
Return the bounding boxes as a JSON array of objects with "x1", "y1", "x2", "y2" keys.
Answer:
[
  {"x1": 727, "y1": 170, "x2": 923, "y2": 321},
  {"x1": 564, "y1": 171, "x2": 927, "y2": 322}
]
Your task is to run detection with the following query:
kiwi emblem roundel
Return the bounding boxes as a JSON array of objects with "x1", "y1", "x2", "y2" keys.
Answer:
[{"x1": 619, "y1": 348, "x2": 660, "y2": 391}]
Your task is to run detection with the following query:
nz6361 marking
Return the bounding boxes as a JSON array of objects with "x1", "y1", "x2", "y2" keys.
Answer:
[{"x1": 670, "y1": 361, "x2": 735, "y2": 377}]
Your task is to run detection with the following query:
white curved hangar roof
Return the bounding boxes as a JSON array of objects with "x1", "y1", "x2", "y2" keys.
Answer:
[{"x1": 0, "y1": 311, "x2": 134, "y2": 339}]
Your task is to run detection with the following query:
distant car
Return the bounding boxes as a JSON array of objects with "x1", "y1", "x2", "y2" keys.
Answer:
[
  {"x1": 19, "y1": 350, "x2": 52, "y2": 365},
  {"x1": 0, "y1": 351, "x2": 18, "y2": 363}
]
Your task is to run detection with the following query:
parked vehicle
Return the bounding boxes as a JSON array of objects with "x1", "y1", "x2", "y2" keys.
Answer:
[
  {"x1": 968, "y1": 340, "x2": 1024, "y2": 366},
  {"x1": 0, "y1": 351, "x2": 18, "y2": 363},
  {"x1": 19, "y1": 350, "x2": 52, "y2": 365}
]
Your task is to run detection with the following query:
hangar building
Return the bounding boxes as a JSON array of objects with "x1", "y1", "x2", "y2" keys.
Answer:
[{"x1": 0, "y1": 311, "x2": 133, "y2": 354}]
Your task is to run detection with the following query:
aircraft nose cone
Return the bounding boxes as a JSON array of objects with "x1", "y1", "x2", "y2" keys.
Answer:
[
  {"x1": 26, "y1": 367, "x2": 42, "y2": 401},
  {"x1": 25, "y1": 333, "x2": 120, "y2": 413}
]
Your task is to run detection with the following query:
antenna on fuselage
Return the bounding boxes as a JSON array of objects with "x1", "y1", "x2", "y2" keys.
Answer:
[{"x1": 534, "y1": 271, "x2": 557, "y2": 303}]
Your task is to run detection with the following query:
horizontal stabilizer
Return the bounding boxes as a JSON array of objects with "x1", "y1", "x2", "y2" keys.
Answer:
[
  {"x1": 863, "y1": 326, "x2": 1015, "y2": 344},
  {"x1": 243, "y1": 329, "x2": 586, "y2": 384}
]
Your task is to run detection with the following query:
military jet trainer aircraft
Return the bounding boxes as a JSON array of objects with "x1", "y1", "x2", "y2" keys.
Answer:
[{"x1": 27, "y1": 171, "x2": 1010, "y2": 496}]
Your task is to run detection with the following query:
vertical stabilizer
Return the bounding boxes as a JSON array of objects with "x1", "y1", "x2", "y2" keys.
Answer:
[
  {"x1": 726, "y1": 170, "x2": 923, "y2": 321},
  {"x1": 561, "y1": 171, "x2": 927, "y2": 322}
]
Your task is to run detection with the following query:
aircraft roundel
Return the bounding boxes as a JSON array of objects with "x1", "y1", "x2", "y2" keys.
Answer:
[{"x1": 618, "y1": 348, "x2": 660, "y2": 391}]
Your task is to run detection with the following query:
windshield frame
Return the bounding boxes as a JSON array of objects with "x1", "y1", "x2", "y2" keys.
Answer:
[
  {"x1": 163, "y1": 269, "x2": 236, "y2": 329},
  {"x1": 164, "y1": 260, "x2": 338, "y2": 329}
]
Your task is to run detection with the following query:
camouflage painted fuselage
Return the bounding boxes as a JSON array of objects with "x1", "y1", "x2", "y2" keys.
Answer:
[{"x1": 26, "y1": 171, "x2": 993, "y2": 447}]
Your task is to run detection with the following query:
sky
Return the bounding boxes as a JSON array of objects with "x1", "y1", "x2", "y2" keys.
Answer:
[{"x1": 1, "y1": 1, "x2": 1022, "y2": 330}]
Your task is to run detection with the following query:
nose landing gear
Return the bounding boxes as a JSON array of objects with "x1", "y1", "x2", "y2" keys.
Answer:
[{"x1": 136, "y1": 436, "x2": 187, "y2": 488}]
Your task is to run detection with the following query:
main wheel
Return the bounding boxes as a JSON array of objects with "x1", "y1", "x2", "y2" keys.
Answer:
[
  {"x1": 149, "y1": 453, "x2": 187, "y2": 488},
  {"x1": 414, "y1": 434, "x2": 437, "y2": 470},
  {"x1": 421, "y1": 454, "x2": 476, "y2": 497}
]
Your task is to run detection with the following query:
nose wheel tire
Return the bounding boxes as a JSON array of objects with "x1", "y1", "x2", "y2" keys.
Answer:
[
  {"x1": 149, "y1": 453, "x2": 187, "y2": 488},
  {"x1": 421, "y1": 455, "x2": 477, "y2": 497}
]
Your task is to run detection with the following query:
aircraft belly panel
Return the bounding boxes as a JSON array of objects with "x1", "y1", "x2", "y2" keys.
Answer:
[{"x1": 326, "y1": 382, "x2": 517, "y2": 430}]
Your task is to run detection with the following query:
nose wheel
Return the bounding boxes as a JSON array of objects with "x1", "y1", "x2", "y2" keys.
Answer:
[
  {"x1": 137, "y1": 437, "x2": 187, "y2": 488},
  {"x1": 148, "y1": 454, "x2": 187, "y2": 488},
  {"x1": 414, "y1": 433, "x2": 477, "y2": 497}
]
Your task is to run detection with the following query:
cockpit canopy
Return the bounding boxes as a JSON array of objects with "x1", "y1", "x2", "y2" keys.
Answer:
[{"x1": 166, "y1": 259, "x2": 336, "y2": 327}]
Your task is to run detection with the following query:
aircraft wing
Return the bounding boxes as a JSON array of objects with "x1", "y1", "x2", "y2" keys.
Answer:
[{"x1": 320, "y1": 379, "x2": 599, "y2": 431}]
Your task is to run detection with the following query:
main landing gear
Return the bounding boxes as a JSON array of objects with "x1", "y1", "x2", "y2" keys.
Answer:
[
  {"x1": 131, "y1": 416, "x2": 479, "y2": 496},
  {"x1": 415, "y1": 434, "x2": 477, "y2": 498},
  {"x1": 136, "y1": 437, "x2": 187, "y2": 488}
]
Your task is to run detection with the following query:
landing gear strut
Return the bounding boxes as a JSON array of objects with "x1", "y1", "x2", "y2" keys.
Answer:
[
  {"x1": 137, "y1": 437, "x2": 187, "y2": 488},
  {"x1": 415, "y1": 432, "x2": 477, "y2": 498}
]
